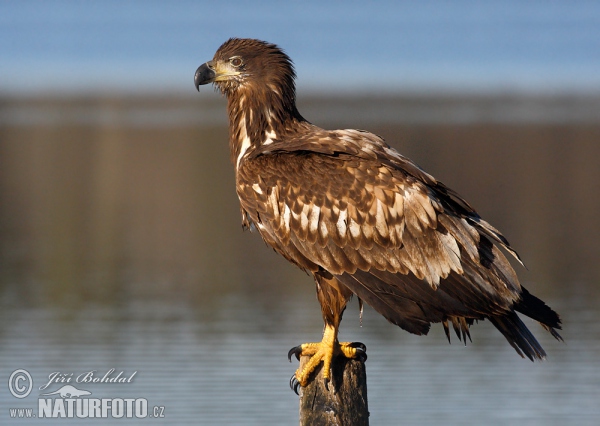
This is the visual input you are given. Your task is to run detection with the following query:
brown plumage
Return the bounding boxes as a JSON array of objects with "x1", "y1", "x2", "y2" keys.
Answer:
[{"x1": 194, "y1": 38, "x2": 562, "y2": 388}]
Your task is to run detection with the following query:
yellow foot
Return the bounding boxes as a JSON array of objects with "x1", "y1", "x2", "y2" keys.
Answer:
[{"x1": 288, "y1": 340, "x2": 367, "y2": 394}]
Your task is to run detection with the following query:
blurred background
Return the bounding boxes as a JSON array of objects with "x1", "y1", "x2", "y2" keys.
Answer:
[{"x1": 1, "y1": 1, "x2": 599, "y2": 425}]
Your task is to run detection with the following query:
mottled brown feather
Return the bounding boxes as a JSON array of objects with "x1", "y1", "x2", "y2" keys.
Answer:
[{"x1": 199, "y1": 38, "x2": 562, "y2": 362}]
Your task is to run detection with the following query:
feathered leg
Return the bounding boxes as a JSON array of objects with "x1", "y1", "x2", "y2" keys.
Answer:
[{"x1": 289, "y1": 273, "x2": 366, "y2": 392}]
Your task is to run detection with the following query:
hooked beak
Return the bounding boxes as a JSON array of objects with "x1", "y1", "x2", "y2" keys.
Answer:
[
  {"x1": 195, "y1": 59, "x2": 242, "y2": 91},
  {"x1": 194, "y1": 61, "x2": 217, "y2": 91}
]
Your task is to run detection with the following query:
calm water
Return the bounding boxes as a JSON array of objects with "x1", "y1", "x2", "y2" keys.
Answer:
[
  {"x1": 1, "y1": 96, "x2": 599, "y2": 424},
  {"x1": 2, "y1": 295, "x2": 599, "y2": 425},
  {"x1": 1, "y1": 1, "x2": 600, "y2": 93}
]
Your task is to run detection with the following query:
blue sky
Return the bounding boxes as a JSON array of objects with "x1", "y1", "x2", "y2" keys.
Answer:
[{"x1": 1, "y1": 0, "x2": 599, "y2": 94}]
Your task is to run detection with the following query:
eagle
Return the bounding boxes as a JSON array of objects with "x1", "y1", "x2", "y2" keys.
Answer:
[{"x1": 194, "y1": 38, "x2": 562, "y2": 392}]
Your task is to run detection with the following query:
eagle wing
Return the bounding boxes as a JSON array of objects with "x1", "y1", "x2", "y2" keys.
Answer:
[{"x1": 237, "y1": 128, "x2": 557, "y2": 355}]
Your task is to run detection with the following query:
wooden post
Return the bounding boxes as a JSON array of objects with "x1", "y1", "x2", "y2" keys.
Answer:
[{"x1": 298, "y1": 355, "x2": 369, "y2": 426}]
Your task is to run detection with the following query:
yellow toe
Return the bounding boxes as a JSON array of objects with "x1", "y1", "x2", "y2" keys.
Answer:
[{"x1": 290, "y1": 325, "x2": 366, "y2": 388}]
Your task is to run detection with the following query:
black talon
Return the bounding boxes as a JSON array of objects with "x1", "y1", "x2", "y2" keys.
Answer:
[
  {"x1": 349, "y1": 342, "x2": 367, "y2": 352},
  {"x1": 288, "y1": 345, "x2": 302, "y2": 362},
  {"x1": 347, "y1": 342, "x2": 368, "y2": 362},
  {"x1": 290, "y1": 375, "x2": 300, "y2": 395},
  {"x1": 355, "y1": 347, "x2": 368, "y2": 362}
]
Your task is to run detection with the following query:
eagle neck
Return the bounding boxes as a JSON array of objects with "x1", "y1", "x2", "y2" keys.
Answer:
[{"x1": 227, "y1": 89, "x2": 305, "y2": 170}]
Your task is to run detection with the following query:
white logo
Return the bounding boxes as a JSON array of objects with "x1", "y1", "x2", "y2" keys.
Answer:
[
  {"x1": 8, "y1": 369, "x2": 33, "y2": 399},
  {"x1": 41, "y1": 385, "x2": 92, "y2": 398},
  {"x1": 7, "y1": 368, "x2": 166, "y2": 420}
]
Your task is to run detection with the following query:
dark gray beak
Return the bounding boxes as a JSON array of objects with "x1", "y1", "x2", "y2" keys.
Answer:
[{"x1": 194, "y1": 62, "x2": 216, "y2": 91}]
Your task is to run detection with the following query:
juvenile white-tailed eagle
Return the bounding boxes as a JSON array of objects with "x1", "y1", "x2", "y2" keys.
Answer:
[{"x1": 194, "y1": 38, "x2": 562, "y2": 392}]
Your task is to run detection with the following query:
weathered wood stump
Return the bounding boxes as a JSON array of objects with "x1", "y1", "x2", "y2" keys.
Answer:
[{"x1": 298, "y1": 355, "x2": 369, "y2": 426}]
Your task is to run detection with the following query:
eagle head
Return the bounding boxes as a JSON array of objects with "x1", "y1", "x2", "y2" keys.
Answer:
[{"x1": 195, "y1": 38, "x2": 296, "y2": 99}]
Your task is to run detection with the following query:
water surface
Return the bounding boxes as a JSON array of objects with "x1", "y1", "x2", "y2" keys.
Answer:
[{"x1": 1, "y1": 96, "x2": 599, "y2": 424}]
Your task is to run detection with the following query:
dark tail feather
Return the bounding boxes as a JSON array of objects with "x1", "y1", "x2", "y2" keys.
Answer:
[
  {"x1": 514, "y1": 287, "x2": 563, "y2": 341},
  {"x1": 488, "y1": 311, "x2": 547, "y2": 361},
  {"x1": 442, "y1": 316, "x2": 473, "y2": 345}
]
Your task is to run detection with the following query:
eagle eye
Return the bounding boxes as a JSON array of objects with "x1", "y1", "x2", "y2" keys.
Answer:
[{"x1": 230, "y1": 57, "x2": 243, "y2": 68}]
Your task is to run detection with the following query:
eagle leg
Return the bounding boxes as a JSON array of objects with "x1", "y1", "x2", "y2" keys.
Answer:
[
  {"x1": 288, "y1": 273, "x2": 366, "y2": 393},
  {"x1": 288, "y1": 324, "x2": 366, "y2": 392}
]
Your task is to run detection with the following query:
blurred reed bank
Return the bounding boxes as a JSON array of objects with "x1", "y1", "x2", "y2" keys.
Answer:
[{"x1": 1, "y1": 93, "x2": 599, "y2": 424}]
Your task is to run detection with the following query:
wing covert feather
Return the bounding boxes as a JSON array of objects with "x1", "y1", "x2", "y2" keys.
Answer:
[
  {"x1": 239, "y1": 149, "x2": 474, "y2": 289},
  {"x1": 237, "y1": 128, "x2": 523, "y2": 312}
]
